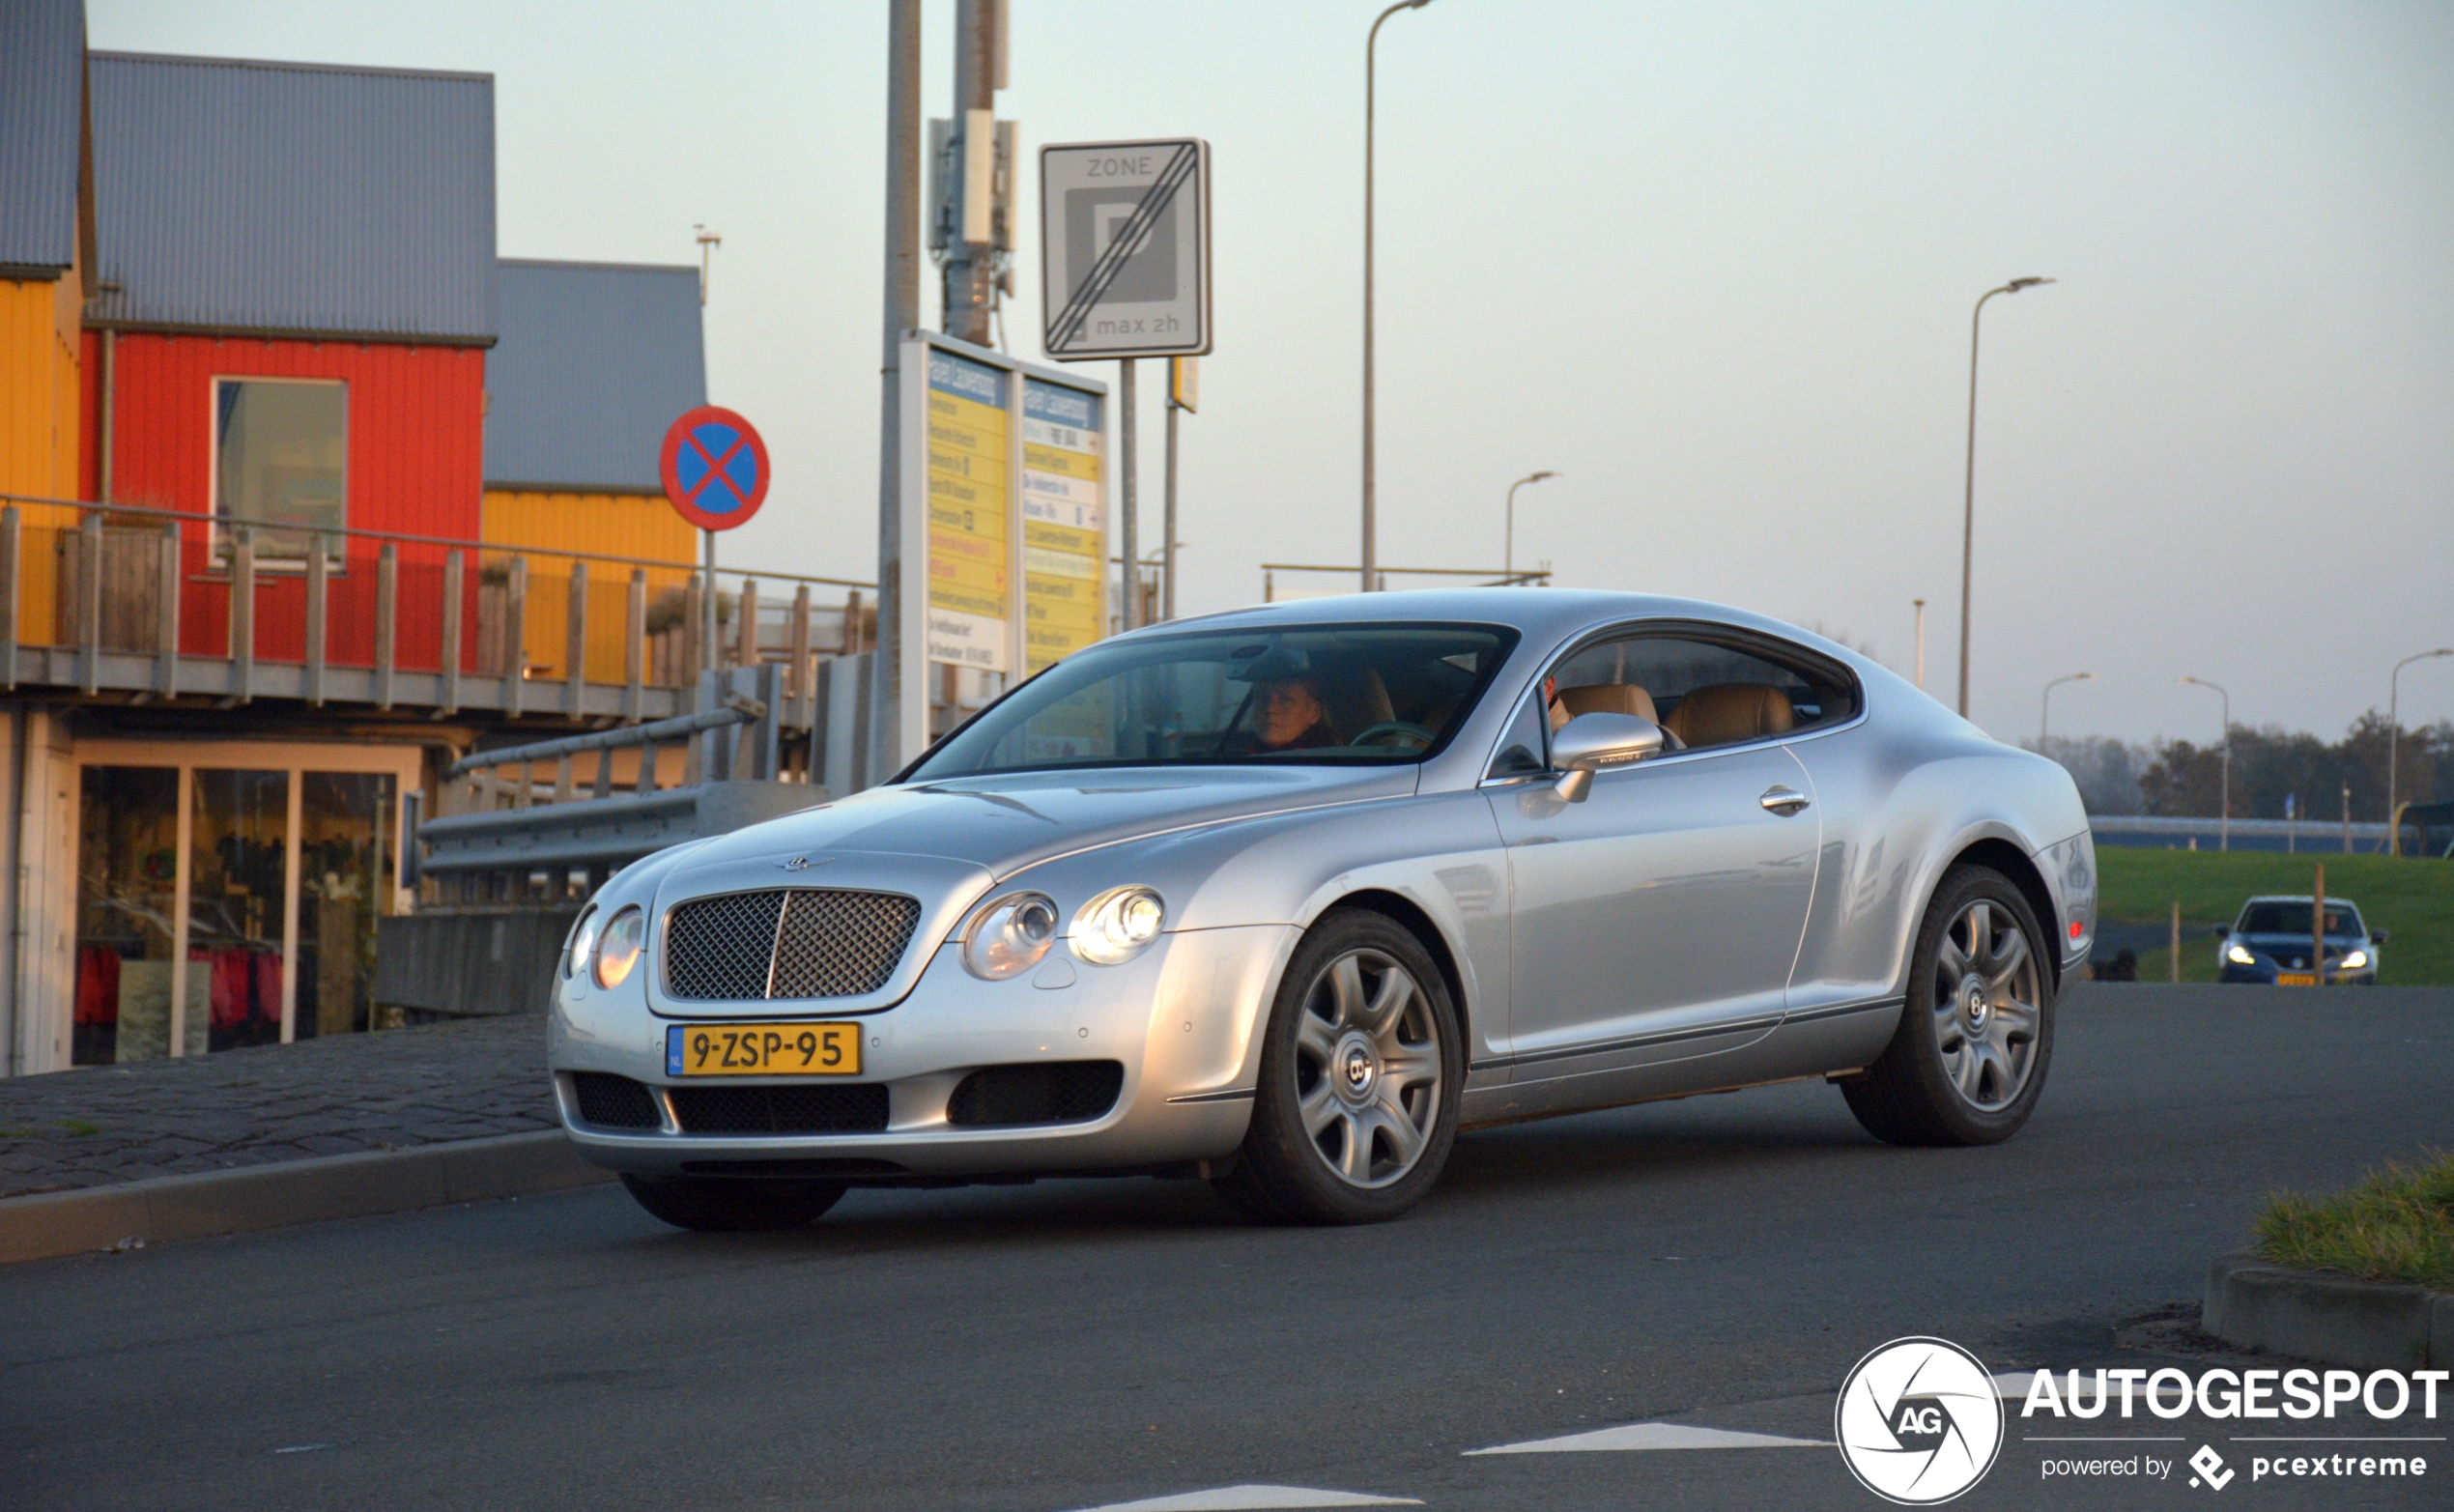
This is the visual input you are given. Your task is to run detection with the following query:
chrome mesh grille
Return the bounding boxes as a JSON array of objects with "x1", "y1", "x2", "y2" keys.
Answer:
[
  {"x1": 663, "y1": 888, "x2": 923, "y2": 1001},
  {"x1": 663, "y1": 891, "x2": 785, "y2": 1000},
  {"x1": 771, "y1": 890, "x2": 923, "y2": 998}
]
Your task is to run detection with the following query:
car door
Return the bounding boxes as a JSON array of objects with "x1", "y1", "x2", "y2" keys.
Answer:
[{"x1": 1483, "y1": 627, "x2": 1824, "y2": 1081}]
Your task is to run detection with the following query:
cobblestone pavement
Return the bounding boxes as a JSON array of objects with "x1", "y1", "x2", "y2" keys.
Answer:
[{"x1": 0, "y1": 1013, "x2": 556, "y2": 1199}]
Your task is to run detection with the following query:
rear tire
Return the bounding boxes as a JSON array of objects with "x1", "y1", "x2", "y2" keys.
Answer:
[
  {"x1": 1841, "y1": 866, "x2": 2055, "y2": 1147},
  {"x1": 620, "y1": 1174, "x2": 846, "y2": 1232},
  {"x1": 1212, "y1": 909, "x2": 1462, "y2": 1225}
]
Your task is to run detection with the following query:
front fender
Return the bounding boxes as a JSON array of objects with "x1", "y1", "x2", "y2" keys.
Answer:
[{"x1": 1003, "y1": 786, "x2": 1514, "y2": 1067}]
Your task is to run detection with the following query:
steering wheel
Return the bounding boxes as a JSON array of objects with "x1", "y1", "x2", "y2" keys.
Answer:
[{"x1": 1348, "y1": 721, "x2": 1437, "y2": 751}]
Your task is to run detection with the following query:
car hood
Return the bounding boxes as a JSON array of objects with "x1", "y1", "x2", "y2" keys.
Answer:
[
  {"x1": 672, "y1": 764, "x2": 1420, "y2": 880},
  {"x1": 2235, "y1": 933, "x2": 2366, "y2": 953}
]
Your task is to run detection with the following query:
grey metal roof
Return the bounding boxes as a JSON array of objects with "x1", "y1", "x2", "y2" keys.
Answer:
[
  {"x1": 0, "y1": 0, "x2": 85, "y2": 273},
  {"x1": 85, "y1": 50, "x2": 496, "y2": 342},
  {"x1": 484, "y1": 259, "x2": 706, "y2": 492}
]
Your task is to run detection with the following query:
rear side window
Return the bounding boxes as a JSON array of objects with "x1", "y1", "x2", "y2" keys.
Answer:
[{"x1": 1546, "y1": 627, "x2": 1860, "y2": 753}]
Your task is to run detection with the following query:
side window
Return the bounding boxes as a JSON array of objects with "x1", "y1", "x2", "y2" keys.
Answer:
[
  {"x1": 1485, "y1": 686, "x2": 1550, "y2": 778},
  {"x1": 1547, "y1": 628, "x2": 1860, "y2": 753}
]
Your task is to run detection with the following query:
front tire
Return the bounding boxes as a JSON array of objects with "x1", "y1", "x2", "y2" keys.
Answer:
[
  {"x1": 620, "y1": 1174, "x2": 846, "y2": 1232},
  {"x1": 1841, "y1": 866, "x2": 2055, "y2": 1147},
  {"x1": 1213, "y1": 909, "x2": 1463, "y2": 1225}
]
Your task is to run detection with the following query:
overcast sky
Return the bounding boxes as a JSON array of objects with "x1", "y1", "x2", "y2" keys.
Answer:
[{"x1": 91, "y1": 1, "x2": 2454, "y2": 748}]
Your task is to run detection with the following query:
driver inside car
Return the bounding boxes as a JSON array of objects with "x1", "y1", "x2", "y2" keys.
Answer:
[{"x1": 1228, "y1": 675, "x2": 1337, "y2": 754}]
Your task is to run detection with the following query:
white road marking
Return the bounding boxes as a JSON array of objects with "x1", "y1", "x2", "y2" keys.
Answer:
[
  {"x1": 1066, "y1": 1486, "x2": 1423, "y2": 1512},
  {"x1": 1466, "y1": 1422, "x2": 1830, "y2": 1455}
]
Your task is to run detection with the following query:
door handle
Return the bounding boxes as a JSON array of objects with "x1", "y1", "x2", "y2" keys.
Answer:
[{"x1": 1759, "y1": 785, "x2": 1810, "y2": 815}]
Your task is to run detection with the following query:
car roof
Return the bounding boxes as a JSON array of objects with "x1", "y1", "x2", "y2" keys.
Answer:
[{"x1": 1123, "y1": 587, "x2": 1861, "y2": 659}]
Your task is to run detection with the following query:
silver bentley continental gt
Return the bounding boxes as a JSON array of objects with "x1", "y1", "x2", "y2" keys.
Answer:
[{"x1": 548, "y1": 590, "x2": 2096, "y2": 1230}]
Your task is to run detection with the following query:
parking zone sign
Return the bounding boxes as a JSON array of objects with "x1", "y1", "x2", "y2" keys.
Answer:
[{"x1": 1040, "y1": 138, "x2": 1212, "y2": 360}]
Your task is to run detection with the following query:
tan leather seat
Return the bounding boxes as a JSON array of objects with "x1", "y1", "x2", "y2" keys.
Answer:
[
  {"x1": 1663, "y1": 683, "x2": 1792, "y2": 747},
  {"x1": 1555, "y1": 682, "x2": 1659, "y2": 724}
]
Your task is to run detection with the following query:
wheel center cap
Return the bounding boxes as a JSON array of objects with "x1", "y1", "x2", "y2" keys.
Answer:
[
  {"x1": 1335, "y1": 1033, "x2": 1380, "y2": 1101},
  {"x1": 1959, "y1": 974, "x2": 1990, "y2": 1029}
]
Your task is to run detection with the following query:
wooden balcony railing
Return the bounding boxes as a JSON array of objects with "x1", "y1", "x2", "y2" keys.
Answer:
[{"x1": 0, "y1": 494, "x2": 873, "y2": 727}]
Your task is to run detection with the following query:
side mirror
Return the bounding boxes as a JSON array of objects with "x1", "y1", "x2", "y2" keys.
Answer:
[
  {"x1": 2211, "y1": 926, "x2": 2228, "y2": 939},
  {"x1": 1549, "y1": 712, "x2": 1665, "y2": 802},
  {"x1": 2371, "y1": 929, "x2": 2388, "y2": 945}
]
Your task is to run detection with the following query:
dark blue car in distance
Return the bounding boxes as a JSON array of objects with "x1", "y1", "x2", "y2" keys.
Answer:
[{"x1": 2214, "y1": 896, "x2": 2383, "y2": 985}]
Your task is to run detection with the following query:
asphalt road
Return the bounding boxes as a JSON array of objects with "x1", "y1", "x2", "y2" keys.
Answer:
[{"x1": 6, "y1": 984, "x2": 2450, "y2": 1512}]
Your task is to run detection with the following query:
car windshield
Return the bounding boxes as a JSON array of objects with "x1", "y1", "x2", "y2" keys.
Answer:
[
  {"x1": 2237, "y1": 902, "x2": 2363, "y2": 937},
  {"x1": 905, "y1": 622, "x2": 1520, "y2": 780}
]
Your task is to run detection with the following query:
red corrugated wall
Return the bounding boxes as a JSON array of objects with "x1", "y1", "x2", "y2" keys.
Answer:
[{"x1": 80, "y1": 330, "x2": 485, "y2": 669}]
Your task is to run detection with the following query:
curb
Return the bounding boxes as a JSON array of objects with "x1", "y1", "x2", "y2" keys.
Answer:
[
  {"x1": 0, "y1": 1130, "x2": 614, "y2": 1265},
  {"x1": 2204, "y1": 1251, "x2": 2454, "y2": 1370}
]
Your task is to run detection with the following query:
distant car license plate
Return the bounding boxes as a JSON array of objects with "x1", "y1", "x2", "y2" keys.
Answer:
[
  {"x1": 2275, "y1": 972, "x2": 2317, "y2": 987},
  {"x1": 667, "y1": 1022, "x2": 862, "y2": 1076}
]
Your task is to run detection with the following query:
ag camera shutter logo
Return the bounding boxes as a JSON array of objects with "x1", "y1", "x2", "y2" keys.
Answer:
[{"x1": 1836, "y1": 1337, "x2": 2006, "y2": 1504}]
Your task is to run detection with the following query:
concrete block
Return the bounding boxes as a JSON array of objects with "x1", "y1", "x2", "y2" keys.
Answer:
[
  {"x1": 0, "y1": 1184, "x2": 152, "y2": 1264},
  {"x1": 437, "y1": 1129, "x2": 606, "y2": 1204},
  {"x1": 0, "y1": 1130, "x2": 611, "y2": 1266},
  {"x1": 2205, "y1": 1251, "x2": 2440, "y2": 1370}
]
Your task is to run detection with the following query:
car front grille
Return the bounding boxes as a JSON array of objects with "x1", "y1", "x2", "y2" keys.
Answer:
[
  {"x1": 663, "y1": 888, "x2": 923, "y2": 1001},
  {"x1": 668, "y1": 1083, "x2": 892, "y2": 1134},
  {"x1": 570, "y1": 1072, "x2": 661, "y2": 1129},
  {"x1": 945, "y1": 1061, "x2": 1126, "y2": 1127}
]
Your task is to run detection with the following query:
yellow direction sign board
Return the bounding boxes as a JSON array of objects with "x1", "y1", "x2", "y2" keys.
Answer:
[
  {"x1": 923, "y1": 349, "x2": 1013, "y2": 670},
  {"x1": 1021, "y1": 379, "x2": 1104, "y2": 673},
  {"x1": 896, "y1": 333, "x2": 1111, "y2": 755}
]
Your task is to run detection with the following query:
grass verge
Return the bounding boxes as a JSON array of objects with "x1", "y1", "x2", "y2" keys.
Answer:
[
  {"x1": 2095, "y1": 848, "x2": 2454, "y2": 984},
  {"x1": 2253, "y1": 1152, "x2": 2454, "y2": 1293}
]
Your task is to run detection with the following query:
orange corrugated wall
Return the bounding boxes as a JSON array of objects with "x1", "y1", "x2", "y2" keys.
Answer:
[
  {"x1": 1, "y1": 269, "x2": 84, "y2": 644},
  {"x1": 92, "y1": 330, "x2": 485, "y2": 669},
  {"x1": 481, "y1": 489, "x2": 695, "y2": 682}
]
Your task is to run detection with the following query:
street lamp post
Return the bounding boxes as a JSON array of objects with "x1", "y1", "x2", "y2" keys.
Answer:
[
  {"x1": 1361, "y1": 0, "x2": 1433, "y2": 594},
  {"x1": 1503, "y1": 470, "x2": 1556, "y2": 583},
  {"x1": 2388, "y1": 647, "x2": 2454, "y2": 854},
  {"x1": 2179, "y1": 675, "x2": 2231, "y2": 852},
  {"x1": 2040, "y1": 671, "x2": 2095, "y2": 744},
  {"x1": 1958, "y1": 276, "x2": 2055, "y2": 718}
]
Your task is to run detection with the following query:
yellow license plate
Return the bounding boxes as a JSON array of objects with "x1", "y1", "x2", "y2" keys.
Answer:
[
  {"x1": 2276, "y1": 973, "x2": 2317, "y2": 986},
  {"x1": 666, "y1": 1022, "x2": 862, "y2": 1076}
]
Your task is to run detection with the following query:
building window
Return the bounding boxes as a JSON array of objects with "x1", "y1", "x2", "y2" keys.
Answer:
[{"x1": 214, "y1": 378, "x2": 347, "y2": 566}]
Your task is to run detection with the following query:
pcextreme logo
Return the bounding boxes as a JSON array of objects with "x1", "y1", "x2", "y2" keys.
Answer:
[{"x1": 1837, "y1": 1337, "x2": 2006, "y2": 1504}]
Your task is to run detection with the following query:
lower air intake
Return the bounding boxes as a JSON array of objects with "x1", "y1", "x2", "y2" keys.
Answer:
[
  {"x1": 669, "y1": 1083, "x2": 891, "y2": 1135},
  {"x1": 945, "y1": 1061, "x2": 1126, "y2": 1127},
  {"x1": 570, "y1": 1072, "x2": 660, "y2": 1130}
]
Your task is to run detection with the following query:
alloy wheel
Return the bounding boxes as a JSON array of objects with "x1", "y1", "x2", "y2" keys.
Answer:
[
  {"x1": 1290, "y1": 948, "x2": 1444, "y2": 1188},
  {"x1": 1930, "y1": 899, "x2": 2042, "y2": 1112}
]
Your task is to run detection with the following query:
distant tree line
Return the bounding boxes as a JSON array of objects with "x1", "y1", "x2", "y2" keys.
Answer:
[{"x1": 2025, "y1": 714, "x2": 2454, "y2": 820}]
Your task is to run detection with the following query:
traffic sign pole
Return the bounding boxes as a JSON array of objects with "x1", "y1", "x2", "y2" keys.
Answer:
[{"x1": 659, "y1": 405, "x2": 773, "y2": 700}]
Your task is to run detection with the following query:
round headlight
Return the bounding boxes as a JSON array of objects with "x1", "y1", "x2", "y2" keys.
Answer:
[
  {"x1": 962, "y1": 891, "x2": 1059, "y2": 980},
  {"x1": 564, "y1": 908, "x2": 599, "y2": 980},
  {"x1": 593, "y1": 905, "x2": 646, "y2": 989},
  {"x1": 1070, "y1": 886, "x2": 1165, "y2": 966}
]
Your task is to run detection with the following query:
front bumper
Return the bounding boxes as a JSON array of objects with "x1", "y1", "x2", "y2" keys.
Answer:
[
  {"x1": 547, "y1": 923, "x2": 1298, "y2": 1180},
  {"x1": 2216, "y1": 963, "x2": 2376, "y2": 986}
]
